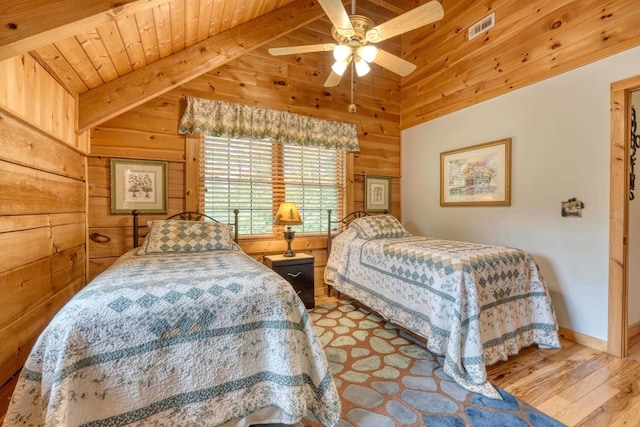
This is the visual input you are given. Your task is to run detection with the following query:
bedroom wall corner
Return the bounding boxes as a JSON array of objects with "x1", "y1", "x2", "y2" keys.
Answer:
[{"x1": 400, "y1": 46, "x2": 640, "y2": 342}]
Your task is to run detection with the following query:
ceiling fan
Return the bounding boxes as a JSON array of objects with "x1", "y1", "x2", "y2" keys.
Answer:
[{"x1": 268, "y1": 0, "x2": 444, "y2": 87}]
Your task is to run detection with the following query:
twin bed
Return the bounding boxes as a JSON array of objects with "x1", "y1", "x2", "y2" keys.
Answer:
[
  {"x1": 5, "y1": 209, "x2": 561, "y2": 426},
  {"x1": 324, "y1": 212, "x2": 561, "y2": 398},
  {"x1": 4, "y1": 212, "x2": 340, "y2": 426}
]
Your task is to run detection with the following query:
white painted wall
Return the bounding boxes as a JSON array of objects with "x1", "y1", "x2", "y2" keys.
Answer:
[
  {"x1": 630, "y1": 91, "x2": 640, "y2": 327},
  {"x1": 401, "y1": 46, "x2": 640, "y2": 341}
]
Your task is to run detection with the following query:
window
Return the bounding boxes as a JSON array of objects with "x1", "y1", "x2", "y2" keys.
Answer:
[{"x1": 200, "y1": 136, "x2": 346, "y2": 235}]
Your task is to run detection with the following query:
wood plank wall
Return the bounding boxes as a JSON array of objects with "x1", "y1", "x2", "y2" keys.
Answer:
[
  {"x1": 0, "y1": 55, "x2": 87, "y2": 419},
  {"x1": 87, "y1": 20, "x2": 403, "y2": 299},
  {"x1": 401, "y1": 0, "x2": 640, "y2": 129}
]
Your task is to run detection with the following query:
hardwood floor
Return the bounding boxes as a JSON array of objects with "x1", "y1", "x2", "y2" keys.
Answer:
[{"x1": 488, "y1": 333, "x2": 640, "y2": 426}]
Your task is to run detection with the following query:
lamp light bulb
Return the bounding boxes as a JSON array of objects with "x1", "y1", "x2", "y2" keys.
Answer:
[
  {"x1": 333, "y1": 45, "x2": 352, "y2": 62},
  {"x1": 354, "y1": 58, "x2": 370, "y2": 77},
  {"x1": 358, "y1": 45, "x2": 378, "y2": 63},
  {"x1": 331, "y1": 60, "x2": 349, "y2": 76}
]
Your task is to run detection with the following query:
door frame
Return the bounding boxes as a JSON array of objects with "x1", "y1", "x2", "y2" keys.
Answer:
[{"x1": 608, "y1": 75, "x2": 640, "y2": 357}]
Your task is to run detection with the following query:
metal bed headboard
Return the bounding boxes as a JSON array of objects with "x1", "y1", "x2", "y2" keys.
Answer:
[
  {"x1": 326, "y1": 209, "x2": 371, "y2": 255},
  {"x1": 132, "y1": 209, "x2": 240, "y2": 247}
]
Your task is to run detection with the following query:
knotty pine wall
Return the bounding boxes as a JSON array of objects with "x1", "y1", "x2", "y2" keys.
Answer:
[
  {"x1": 0, "y1": 55, "x2": 88, "y2": 418},
  {"x1": 401, "y1": 0, "x2": 640, "y2": 128},
  {"x1": 87, "y1": 22, "x2": 403, "y2": 299}
]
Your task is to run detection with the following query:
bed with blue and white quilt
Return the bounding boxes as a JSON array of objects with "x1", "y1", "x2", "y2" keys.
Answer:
[
  {"x1": 4, "y1": 219, "x2": 340, "y2": 426},
  {"x1": 324, "y1": 214, "x2": 561, "y2": 399}
]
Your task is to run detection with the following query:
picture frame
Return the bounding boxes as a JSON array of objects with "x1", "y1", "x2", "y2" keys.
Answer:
[
  {"x1": 440, "y1": 138, "x2": 511, "y2": 206},
  {"x1": 364, "y1": 175, "x2": 391, "y2": 213},
  {"x1": 110, "y1": 159, "x2": 168, "y2": 214}
]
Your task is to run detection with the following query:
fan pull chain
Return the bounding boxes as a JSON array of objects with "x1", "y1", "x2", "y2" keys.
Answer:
[{"x1": 348, "y1": 61, "x2": 356, "y2": 113}]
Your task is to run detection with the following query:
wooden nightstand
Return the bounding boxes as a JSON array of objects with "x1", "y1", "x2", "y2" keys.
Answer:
[{"x1": 264, "y1": 253, "x2": 315, "y2": 308}]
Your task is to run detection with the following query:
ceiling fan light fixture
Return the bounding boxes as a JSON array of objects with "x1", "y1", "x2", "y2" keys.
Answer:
[
  {"x1": 358, "y1": 45, "x2": 378, "y2": 63},
  {"x1": 333, "y1": 44, "x2": 352, "y2": 62},
  {"x1": 354, "y1": 58, "x2": 370, "y2": 77},
  {"x1": 332, "y1": 59, "x2": 349, "y2": 76}
]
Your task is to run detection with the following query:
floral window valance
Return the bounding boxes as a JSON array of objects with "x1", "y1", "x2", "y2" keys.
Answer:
[{"x1": 178, "y1": 97, "x2": 359, "y2": 152}]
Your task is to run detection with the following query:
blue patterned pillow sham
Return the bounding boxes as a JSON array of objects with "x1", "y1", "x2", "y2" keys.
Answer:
[
  {"x1": 350, "y1": 215, "x2": 411, "y2": 240},
  {"x1": 138, "y1": 220, "x2": 237, "y2": 254}
]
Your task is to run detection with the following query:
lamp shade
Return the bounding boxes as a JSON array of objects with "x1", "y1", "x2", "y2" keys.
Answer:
[
  {"x1": 274, "y1": 202, "x2": 303, "y2": 226},
  {"x1": 331, "y1": 59, "x2": 349, "y2": 76},
  {"x1": 354, "y1": 58, "x2": 371, "y2": 77}
]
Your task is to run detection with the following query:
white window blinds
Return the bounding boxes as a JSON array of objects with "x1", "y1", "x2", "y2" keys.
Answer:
[{"x1": 200, "y1": 136, "x2": 346, "y2": 235}]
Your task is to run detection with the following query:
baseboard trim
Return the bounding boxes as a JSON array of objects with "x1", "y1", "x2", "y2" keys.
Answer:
[
  {"x1": 629, "y1": 321, "x2": 640, "y2": 338},
  {"x1": 558, "y1": 327, "x2": 607, "y2": 352}
]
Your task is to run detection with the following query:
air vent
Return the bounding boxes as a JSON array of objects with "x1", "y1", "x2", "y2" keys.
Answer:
[{"x1": 468, "y1": 12, "x2": 495, "y2": 40}]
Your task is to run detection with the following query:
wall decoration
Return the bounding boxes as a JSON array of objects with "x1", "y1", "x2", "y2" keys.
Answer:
[
  {"x1": 631, "y1": 105, "x2": 639, "y2": 200},
  {"x1": 110, "y1": 159, "x2": 168, "y2": 214},
  {"x1": 440, "y1": 138, "x2": 512, "y2": 206},
  {"x1": 364, "y1": 175, "x2": 391, "y2": 213},
  {"x1": 561, "y1": 197, "x2": 584, "y2": 217}
]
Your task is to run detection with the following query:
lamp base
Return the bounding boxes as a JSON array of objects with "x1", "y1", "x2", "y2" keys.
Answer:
[{"x1": 283, "y1": 228, "x2": 296, "y2": 257}]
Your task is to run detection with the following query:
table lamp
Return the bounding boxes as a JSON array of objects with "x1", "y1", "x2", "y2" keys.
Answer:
[{"x1": 273, "y1": 202, "x2": 303, "y2": 257}]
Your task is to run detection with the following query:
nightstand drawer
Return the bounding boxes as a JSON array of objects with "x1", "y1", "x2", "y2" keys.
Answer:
[{"x1": 264, "y1": 254, "x2": 315, "y2": 308}]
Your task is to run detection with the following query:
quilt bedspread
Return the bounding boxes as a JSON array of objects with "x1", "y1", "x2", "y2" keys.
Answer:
[
  {"x1": 5, "y1": 250, "x2": 340, "y2": 427},
  {"x1": 325, "y1": 229, "x2": 560, "y2": 399}
]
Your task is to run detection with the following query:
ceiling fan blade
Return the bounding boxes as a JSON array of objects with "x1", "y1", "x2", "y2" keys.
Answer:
[
  {"x1": 318, "y1": 0, "x2": 355, "y2": 38},
  {"x1": 366, "y1": 0, "x2": 444, "y2": 43},
  {"x1": 324, "y1": 70, "x2": 344, "y2": 87},
  {"x1": 268, "y1": 43, "x2": 336, "y2": 56},
  {"x1": 373, "y1": 49, "x2": 417, "y2": 77}
]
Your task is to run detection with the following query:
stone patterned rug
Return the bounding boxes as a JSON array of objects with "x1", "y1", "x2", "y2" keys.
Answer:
[{"x1": 302, "y1": 299, "x2": 565, "y2": 427}]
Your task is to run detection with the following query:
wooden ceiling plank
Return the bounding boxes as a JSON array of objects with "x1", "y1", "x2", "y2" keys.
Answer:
[
  {"x1": 135, "y1": 8, "x2": 161, "y2": 64},
  {"x1": 230, "y1": 1, "x2": 250, "y2": 27},
  {"x1": 169, "y1": 0, "x2": 186, "y2": 52},
  {"x1": 184, "y1": 0, "x2": 200, "y2": 47},
  {"x1": 153, "y1": 2, "x2": 174, "y2": 58},
  {"x1": 54, "y1": 37, "x2": 105, "y2": 89},
  {"x1": 29, "y1": 46, "x2": 89, "y2": 95},
  {"x1": 0, "y1": 0, "x2": 169, "y2": 62},
  {"x1": 77, "y1": 0, "x2": 326, "y2": 132},
  {"x1": 115, "y1": 13, "x2": 148, "y2": 70},
  {"x1": 196, "y1": 0, "x2": 215, "y2": 42},
  {"x1": 95, "y1": 21, "x2": 134, "y2": 76},
  {"x1": 75, "y1": 29, "x2": 119, "y2": 83},
  {"x1": 218, "y1": 0, "x2": 240, "y2": 33},
  {"x1": 207, "y1": 1, "x2": 227, "y2": 37}
]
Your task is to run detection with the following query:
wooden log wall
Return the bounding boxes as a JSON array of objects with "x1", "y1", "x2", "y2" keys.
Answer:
[
  {"x1": 0, "y1": 55, "x2": 87, "y2": 420},
  {"x1": 401, "y1": 0, "x2": 640, "y2": 128},
  {"x1": 88, "y1": 18, "x2": 402, "y2": 299}
]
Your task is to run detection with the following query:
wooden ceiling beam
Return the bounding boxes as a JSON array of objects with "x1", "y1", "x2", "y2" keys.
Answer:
[
  {"x1": 0, "y1": 0, "x2": 170, "y2": 62},
  {"x1": 77, "y1": 0, "x2": 325, "y2": 132}
]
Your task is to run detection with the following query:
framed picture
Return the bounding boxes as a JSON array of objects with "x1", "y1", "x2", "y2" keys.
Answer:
[
  {"x1": 110, "y1": 159, "x2": 168, "y2": 214},
  {"x1": 440, "y1": 138, "x2": 511, "y2": 206},
  {"x1": 364, "y1": 175, "x2": 391, "y2": 213}
]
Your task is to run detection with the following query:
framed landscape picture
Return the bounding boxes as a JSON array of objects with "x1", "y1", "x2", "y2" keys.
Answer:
[
  {"x1": 110, "y1": 159, "x2": 168, "y2": 214},
  {"x1": 440, "y1": 138, "x2": 511, "y2": 206},
  {"x1": 364, "y1": 175, "x2": 391, "y2": 213}
]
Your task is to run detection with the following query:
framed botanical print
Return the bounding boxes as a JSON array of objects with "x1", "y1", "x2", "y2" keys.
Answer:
[
  {"x1": 364, "y1": 175, "x2": 391, "y2": 213},
  {"x1": 110, "y1": 159, "x2": 168, "y2": 214}
]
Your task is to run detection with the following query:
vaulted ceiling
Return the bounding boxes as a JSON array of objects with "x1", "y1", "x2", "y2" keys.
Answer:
[
  {"x1": 2, "y1": 0, "x2": 640, "y2": 132},
  {"x1": 1, "y1": 0, "x2": 421, "y2": 131}
]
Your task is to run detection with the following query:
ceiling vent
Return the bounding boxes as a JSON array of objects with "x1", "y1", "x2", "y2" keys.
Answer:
[{"x1": 468, "y1": 12, "x2": 495, "y2": 40}]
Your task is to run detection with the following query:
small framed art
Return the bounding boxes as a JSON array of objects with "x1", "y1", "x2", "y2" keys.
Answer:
[
  {"x1": 110, "y1": 159, "x2": 168, "y2": 214},
  {"x1": 364, "y1": 175, "x2": 391, "y2": 213},
  {"x1": 440, "y1": 138, "x2": 511, "y2": 206}
]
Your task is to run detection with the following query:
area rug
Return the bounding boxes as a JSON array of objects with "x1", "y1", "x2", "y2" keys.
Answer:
[{"x1": 302, "y1": 299, "x2": 565, "y2": 427}]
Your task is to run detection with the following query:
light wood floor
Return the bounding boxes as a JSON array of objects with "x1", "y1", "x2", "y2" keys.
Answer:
[{"x1": 488, "y1": 333, "x2": 640, "y2": 426}]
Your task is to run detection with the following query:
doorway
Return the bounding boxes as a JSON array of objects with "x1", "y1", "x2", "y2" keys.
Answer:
[{"x1": 608, "y1": 75, "x2": 640, "y2": 357}]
